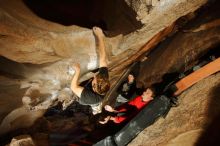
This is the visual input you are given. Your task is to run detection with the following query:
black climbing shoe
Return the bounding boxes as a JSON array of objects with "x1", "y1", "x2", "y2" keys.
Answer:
[{"x1": 170, "y1": 96, "x2": 179, "y2": 107}]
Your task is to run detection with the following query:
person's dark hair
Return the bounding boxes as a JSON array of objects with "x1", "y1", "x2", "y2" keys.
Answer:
[
  {"x1": 143, "y1": 86, "x2": 156, "y2": 98},
  {"x1": 128, "y1": 72, "x2": 135, "y2": 79},
  {"x1": 95, "y1": 74, "x2": 110, "y2": 95},
  {"x1": 128, "y1": 72, "x2": 135, "y2": 78},
  {"x1": 148, "y1": 86, "x2": 156, "y2": 97}
]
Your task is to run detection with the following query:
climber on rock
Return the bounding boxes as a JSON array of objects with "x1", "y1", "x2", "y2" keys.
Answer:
[{"x1": 70, "y1": 27, "x2": 110, "y2": 113}]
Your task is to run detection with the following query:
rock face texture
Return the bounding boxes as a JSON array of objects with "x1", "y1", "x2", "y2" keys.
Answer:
[
  {"x1": 120, "y1": 0, "x2": 208, "y2": 53},
  {"x1": 6, "y1": 135, "x2": 36, "y2": 146},
  {"x1": 1, "y1": 0, "x2": 220, "y2": 145},
  {"x1": 137, "y1": 25, "x2": 220, "y2": 88},
  {"x1": 137, "y1": 1, "x2": 220, "y2": 88}
]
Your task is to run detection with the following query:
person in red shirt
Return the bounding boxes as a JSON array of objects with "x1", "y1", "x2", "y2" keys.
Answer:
[{"x1": 99, "y1": 87, "x2": 155, "y2": 124}]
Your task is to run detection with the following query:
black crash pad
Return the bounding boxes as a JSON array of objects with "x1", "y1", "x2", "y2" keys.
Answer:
[{"x1": 94, "y1": 95, "x2": 171, "y2": 146}]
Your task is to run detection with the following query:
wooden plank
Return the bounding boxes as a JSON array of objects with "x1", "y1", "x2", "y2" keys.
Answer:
[{"x1": 174, "y1": 57, "x2": 220, "y2": 96}]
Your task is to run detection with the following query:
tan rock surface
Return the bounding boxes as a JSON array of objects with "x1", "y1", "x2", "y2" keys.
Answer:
[
  {"x1": 121, "y1": 0, "x2": 208, "y2": 53},
  {"x1": 6, "y1": 135, "x2": 36, "y2": 146},
  {"x1": 0, "y1": 0, "x2": 212, "y2": 137},
  {"x1": 166, "y1": 129, "x2": 203, "y2": 146}
]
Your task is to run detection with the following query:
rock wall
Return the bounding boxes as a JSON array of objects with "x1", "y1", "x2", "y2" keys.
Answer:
[
  {"x1": 120, "y1": 0, "x2": 208, "y2": 54},
  {"x1": 137, "y1": 0, "x2": 220, "y2": 88},
  {"x1": 0, "y1": 0, "x2": 210, "y2": 137}
]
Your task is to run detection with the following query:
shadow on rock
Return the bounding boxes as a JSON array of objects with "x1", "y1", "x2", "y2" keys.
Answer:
[{"x1": 195, "y1": 82, "x2": 220, "y2": 146}]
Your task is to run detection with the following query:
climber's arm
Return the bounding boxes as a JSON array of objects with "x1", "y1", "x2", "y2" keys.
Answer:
[
  {"x1": 71, "y1": 63, "x2": 84, "y2": 97},
  {"x1": 93, "y1": 27, "x2": 107, "y2": 68}
]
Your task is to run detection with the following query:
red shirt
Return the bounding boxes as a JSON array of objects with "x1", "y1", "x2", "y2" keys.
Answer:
[{"x1": 113, "y1": 96, "x2": 151, "y2": 124}]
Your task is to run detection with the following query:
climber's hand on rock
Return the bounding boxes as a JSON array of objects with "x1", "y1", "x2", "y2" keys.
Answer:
[
  {"x1": 72, "y1": 63, "x2": 80, "y2": 72},
  {"x1": 93, "y1": 27, "x2": 104, "y2": 38}
]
